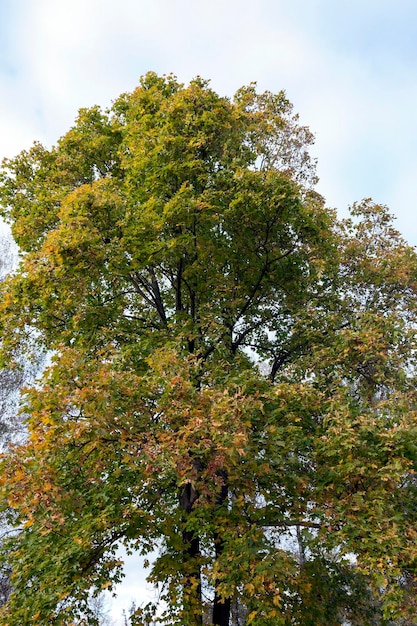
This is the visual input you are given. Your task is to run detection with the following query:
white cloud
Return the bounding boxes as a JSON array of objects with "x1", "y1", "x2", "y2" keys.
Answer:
[{"x1": 107, "y1": 549, "x2": 158, "y2": 625}]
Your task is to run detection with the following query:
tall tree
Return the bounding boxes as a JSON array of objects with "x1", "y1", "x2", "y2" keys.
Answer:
[{"x1": 0, "y1": 74, "x2": 416, "y2": 625}]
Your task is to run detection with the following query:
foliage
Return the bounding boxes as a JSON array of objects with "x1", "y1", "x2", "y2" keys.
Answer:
[
  {"x1": 0, "y1": 231, "x2": 46, "y2": 612},
  {"x1": 0, "y1": 73, "x2": 417, "y2": 625}
]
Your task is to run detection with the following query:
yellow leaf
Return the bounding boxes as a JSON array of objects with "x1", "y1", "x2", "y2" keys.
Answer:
[{"x1": 101, "y1": 581, "x2": 112, "y2": 590}]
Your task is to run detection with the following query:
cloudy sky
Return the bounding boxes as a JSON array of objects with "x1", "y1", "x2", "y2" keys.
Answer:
[
  {"x1": 2, "y1": 0, "x2": 417, "y2": 243},
  {"x1": 2, "y1": 0, "x2": 417, "y2": 621}
]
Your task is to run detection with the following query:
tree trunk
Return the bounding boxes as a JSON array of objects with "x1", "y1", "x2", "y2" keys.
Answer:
[
  {"x1": 212, "y1": 573, "x2": 231, "y2": 626},
  {"x1": 180, "y1": 482, "x2": 203, "y2": 626},
  {"x1": 212, "y1": 476, "x2": 231, "y2": 626}
]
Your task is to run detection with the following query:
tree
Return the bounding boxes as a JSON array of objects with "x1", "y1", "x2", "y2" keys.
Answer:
[
  {"x1": 0, "y1": 230, "x2": 30, "y2": 446},
  {"x1": 0, "y1": 73, "x2": 416, "y2": 625},
  {"x1": 0, "y1": 232, "x2": 42, "y2": 613},
  {"x1": 0, "y1": 230, "x2": 46, "y2": 611}
]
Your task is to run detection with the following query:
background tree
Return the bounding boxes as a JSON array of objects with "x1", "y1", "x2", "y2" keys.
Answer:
[
  {"x1": 0, "y1": 74, "x2": 416, "y2": 625},
  {"x1": 0, "y1": 231, "x2": 28, "y2": 445},
  {"x1": 0, "y1": 230, "x2": 47, "y2": 610}
]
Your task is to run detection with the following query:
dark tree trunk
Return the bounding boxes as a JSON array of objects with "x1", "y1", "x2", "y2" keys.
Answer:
[
  {"x1": 180, "y1": 481, "x2": 203, "y2": 625},
  {"x1": 212, "y1": 475, "x2": 231, "y2": 626},
  {"x1": 213, "y1": 583, "x2": 231, "y2": 626}
]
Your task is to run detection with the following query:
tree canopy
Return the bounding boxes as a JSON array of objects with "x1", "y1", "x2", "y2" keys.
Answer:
[{"x1": 0, "y1": 73, "x2": 417, "y2": 625}]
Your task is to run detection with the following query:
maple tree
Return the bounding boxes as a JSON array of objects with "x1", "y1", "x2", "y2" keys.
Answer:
[{"x1": 0, "y1": 73, "x2": 417, "y2": 625}]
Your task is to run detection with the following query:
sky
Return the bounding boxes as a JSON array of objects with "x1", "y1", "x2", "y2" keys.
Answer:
[
  {"x1": 2, "y1": 0, "x2": 417, "y2": 621},
  {"x1": 2, "y1": 0, "x2": 417, "y2": 243}
]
